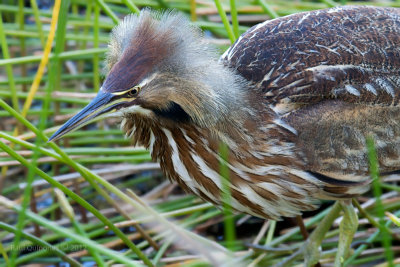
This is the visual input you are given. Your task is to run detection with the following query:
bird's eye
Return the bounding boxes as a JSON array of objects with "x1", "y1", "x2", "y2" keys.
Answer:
[{"x1": 127, "y1": 87, "x2": 140, "y2": 97}]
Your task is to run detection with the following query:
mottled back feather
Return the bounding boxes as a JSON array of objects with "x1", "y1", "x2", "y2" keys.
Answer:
[{"x1": 221, "y1": 6, "x2": 400, "y2": 180}]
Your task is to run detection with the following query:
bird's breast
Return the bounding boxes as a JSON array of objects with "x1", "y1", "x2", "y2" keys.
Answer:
[{"x1": 122, "y1": 114, "x2": 325, "y2": 219}]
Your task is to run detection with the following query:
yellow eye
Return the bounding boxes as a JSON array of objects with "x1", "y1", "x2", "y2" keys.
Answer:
[{"x1": 127, "y1": 87, "x2": 140, "y2": 97}]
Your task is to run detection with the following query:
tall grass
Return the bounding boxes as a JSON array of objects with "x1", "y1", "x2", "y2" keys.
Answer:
[{"x1": 0, "y1": 0, "x2": 399, "y2": 266}]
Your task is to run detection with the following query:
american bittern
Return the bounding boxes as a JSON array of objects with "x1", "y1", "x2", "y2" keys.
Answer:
[{"x1": 49, "y1": 6, "x2": 400, "y2": 265}]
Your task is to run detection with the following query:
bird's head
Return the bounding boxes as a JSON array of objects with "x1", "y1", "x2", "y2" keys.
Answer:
[{"x1": 49, "y1": 10, "x2": 250, "y2": 142}]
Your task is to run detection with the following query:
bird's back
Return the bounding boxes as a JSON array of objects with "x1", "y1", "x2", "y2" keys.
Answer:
[
  {"x1": 221, "y1": 6, "x2": 400, "y2": 183},
  {"x1": 221, "y1": 6, "x2": 400, "y2": 100}
]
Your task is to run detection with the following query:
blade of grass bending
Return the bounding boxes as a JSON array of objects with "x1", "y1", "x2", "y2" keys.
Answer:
[
  {"x1": 0, "y1": 97, "x2": 218, "y2": 266},
  {"x1": 344, "y1": 210, "x2": 400, "y2": 266},
  {"x1": 386, "y1": 212, "x2": 400, "y2": 227},
  {"x1": 266, "y1": 220, "x2": 276, "y2": 244},
  {"x1": 0, "y1": 139, "x2": 151, "y2": 266},
  {"x1": 214, "y1": 0, "x2": 236, "y2": 43},
  {"x1": 2, "y1": 28, "x2": 109, "y2": 43},
  {"x1": 70, "y1": 164, "x2": 159, "y2": 252},
  {"x1": 0, "y1": 72, "x2": 95, "y2": 85},
  {"x1": 0, "y1": 222, "x2": 81, "y2": 267},
  {"x1": 320, "y1": 0, "x2": 338, "y2": 8},
  {"x1": 379, "y1": 182, "x2": 400, "y2": 192},
  {"x1": 1, "y1": 91, "x2": 222, "y2": 264},
  {"x1": 256, "y1": 0, "x2": 279, "y2": 19},
  {"x1": 0, "y1": 99, "x2": 154, "y2": 266},
  {"x1": 29, "y1": 0, "x2": 46, "y2": 47},
  {"x1": 46, "y1": 0, "x2": 68, "y2": 230},
  {"x1": 350, "y1": 200, "x2": 377, "y2": 230},
  {"x1": 121, "y1": 0, "x2": 140, "y2": 14},
  {"x1": 219, "y1": 142, "x2": 236, "y2": 251},
  {"x1": 0, "y1": 47, "x2": 107, "y2": 66},
  {"x1": 55, "y1": 189, "x2": 105, "y2": 266},
  {"x1": 0, "y1": 12, "x2": 19, "y2": 112},
  {"x1": 0, "y1": 195, "x2": 141, "y2": 266},
  {"x1": 0, "y1": 8, "x2": 20, "y2": 194},
  {"x1": 1, "y1": 0, "x2": 64, "y2": 184},
  {"x1": 93, "y1": 0, "x2": 101, "y2": 91},
  {"x1": 77, "y1": 1, "x2": 93, "y2": 75},
  {"x1": 0, "y1": 99, "x2": 233, "y2": 266},
  {"x1": 152, "y1": 238, "x2": 172, "y2": 265},
  {"x1": 268, "y1": 206, "x2": 331, "y2": 247},
  {"x1": 9, "y1": 0, "x2": 63, "y2": 264},
  {"x1": 125, "y1": 189, "x2": 231, "y2": 265},
  {"x1": 248, "y1": 220, "x2": 276, "y2": 267},
  {"x1": 95, "y1": 0, "x2": 119, "y2": 24},
  {"x1": 107, "y1": 209, "x2": 222, "y2": 266},
  {"x1": 230, "y1": 0, "x2": 239, "y2": 38},
  {"x1": 352, "y1": 199, "x2": 394, "y2": 236},
  {"x1": 8, "y1": 212, "x2": 113, "y2": 259},
  {"x1": 0, "y1": 242, "x2": 9, "y2": 266},
  {"x1": 366, "y1": 137, "x2": 394, "y2": 266},
  {"x1": 19, "y1": 0, "x2": 64, "y2": 120},
  {"x1": 18, "y1": 0, "x2": 27, "y2": 94}
]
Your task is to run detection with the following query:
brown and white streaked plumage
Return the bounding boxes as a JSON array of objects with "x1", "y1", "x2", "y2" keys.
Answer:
[{"x1": 50, "y1": 6, "x2": 400, "y2": 220}]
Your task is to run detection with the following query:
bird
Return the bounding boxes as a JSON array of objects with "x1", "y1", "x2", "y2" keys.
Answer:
[{"x1": 49, "y1": 5, "x2": 400, "y2": 265}]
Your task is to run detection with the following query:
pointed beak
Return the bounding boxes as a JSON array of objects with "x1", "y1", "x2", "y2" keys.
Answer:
[{"x1": 48, "y1": 90, "x2": 126, "y2": 142}]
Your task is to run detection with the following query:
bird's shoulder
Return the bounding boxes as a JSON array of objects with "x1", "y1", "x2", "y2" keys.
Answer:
[{"x1": 220, "y1": 6, "x2": 400, "y2": 115}]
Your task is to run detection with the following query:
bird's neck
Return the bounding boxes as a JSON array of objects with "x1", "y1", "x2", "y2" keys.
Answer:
[
  {"x1": 178, "y1": 60, "x2": 266, "y2": 146},
  {"x1": 120, "y1": 110, "x2": 315, "y2": 220}
]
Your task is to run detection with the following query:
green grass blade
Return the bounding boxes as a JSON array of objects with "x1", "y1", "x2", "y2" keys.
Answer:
[
  {"x1": 219, "y1": 143, "x2": 236, "y2": 251},
  {"x1": 214, "y1": 0, "x2": 236, "y2": 43},
  {"x1": 230, "y1": 0, "x2": 239, "y2": 38},
  {"x1": 0, "y1": 194, "x2": 141, "y2": 266},
  {"x1": 366, "y1": 137, "x2": 394, "y2": 266},
  {"x1": 0, "y1": 11, "x2": 19, "y2": 112},
  {"x1": 29, "y1": 0, "x2": 46, "y2": 47},
  {"x1": 95, "y1": 0, "x2": 119, "y2": 24},
  {"x1": 257, "y1": 0, "x2": 279, "y2": 19}
]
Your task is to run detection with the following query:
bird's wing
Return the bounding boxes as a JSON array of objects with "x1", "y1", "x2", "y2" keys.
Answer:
[
  {"x1": 221, "y1": 6, "x2": 400, "y2": 181},
  {"x1": 221, "y1": 5, "x2": 400, "y2": 114},
  {"x1": 286, "y1": 100, "x2": 400, "y2": 181}
]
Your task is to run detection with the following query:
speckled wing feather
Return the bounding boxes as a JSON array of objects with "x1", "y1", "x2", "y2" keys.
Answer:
[{"x1": 221, "y1": 6, "x2": 400, "y2": 180}]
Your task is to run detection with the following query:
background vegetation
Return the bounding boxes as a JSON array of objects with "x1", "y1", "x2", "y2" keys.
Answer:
[{"x1": 0, "y1": 0, "x2": 400, "y2": 266}]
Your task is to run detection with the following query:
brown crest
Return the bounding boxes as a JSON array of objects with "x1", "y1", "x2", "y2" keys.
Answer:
[{"x1": 103, "y1": 13, "x2": 173, "y2": 92}]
